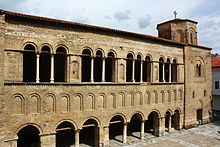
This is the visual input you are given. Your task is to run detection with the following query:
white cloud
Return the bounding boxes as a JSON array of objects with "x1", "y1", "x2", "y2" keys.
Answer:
[{"x1": 114, "y1": 10, "x2": 131, "y2": 21}]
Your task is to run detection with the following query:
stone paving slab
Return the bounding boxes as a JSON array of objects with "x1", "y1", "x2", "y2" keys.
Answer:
[
  {"x1": 175, "y1": 132, "x2": 220, "y2": 147},
  {"x1": 142, "y1": 140, "x2": 186, "y2": 147}
]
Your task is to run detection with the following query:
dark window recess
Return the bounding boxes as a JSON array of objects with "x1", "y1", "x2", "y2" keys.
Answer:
[
  {"x1": 215, "y1": 81, "x2": 219, "y2": 89},
  {"x1": 23, "y1": 44, "x2": 36, "y2": 82}
]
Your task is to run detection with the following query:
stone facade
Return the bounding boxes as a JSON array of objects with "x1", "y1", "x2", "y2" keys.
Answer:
[{"x1": 0, "y1": 10, "x2": 212, "y2": 147}]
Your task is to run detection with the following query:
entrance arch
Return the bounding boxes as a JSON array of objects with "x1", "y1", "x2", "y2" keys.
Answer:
[
  {"x1": 109, "y1": 115, "x2": 125, "y2": 143},
  {"x1": 165, "y1": 111, "x2": 172, "y2": 132},
  {"x1": 56, "y1": 121, "x2": 75, "y2": 147},
  {"x1": 128, "y1": 113, "x2": 143, "y2": 139},
  {"x1": 173, "y1": 109, "x2": 180, "y2": 130},
  {"x1": 17, "y1": 125, "x2": 40, "y2": 147},
  {"x1": 80, "y1": 119, "x2": 99, "y2": 147},
  {"x1": 145, "y1": 111, "x2": 159, "y2": 136}
]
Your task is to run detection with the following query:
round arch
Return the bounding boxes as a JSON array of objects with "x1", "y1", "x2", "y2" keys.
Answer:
[
  {"x1": 55, "y1": 119, "x2": 78, "y2": 131},
  {"x1": 82, "y1": 116, "x2": 101, "y2": 127},
  {"x1": 23, "y1": 42, "x2": 38, "y2": 53},
  {"x1": 126, "y1": 51, "x2": 135, "y2": 58},
  {"x1": 107, "y1": 49, "x2": 117, "y2": 58},
  {"x1": 109, "y1": 113, "x2": 127, "y2": 123},
  {"x1": 15, "y1": 123, "x2": 43, "y2": 134},
  {"x1": 39, "y1": 43, "x2": 53, "y2": 53},
  {"x1": 129, "y1": 111, "x2": 145, "y2": 122},
  {"x1": 55, "y1": 44, "x2": 69, "y2": 54},
  {"x1": 95, "y1": 48, "x2": 105, "y2": 57},
  {"x1": 148, "y1": 109, "x2": 161, "y2": 118},
  {"x1": 136, "y1": 52, "x2": 143, "y2": 59}
]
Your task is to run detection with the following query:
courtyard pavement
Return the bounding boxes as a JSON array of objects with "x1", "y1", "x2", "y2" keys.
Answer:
[{"x1": 109, "y1": 121, "x2": 220, "y2": 147}]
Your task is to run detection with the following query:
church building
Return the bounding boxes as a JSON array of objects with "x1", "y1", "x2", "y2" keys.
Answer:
[{"x1": 0, "y1": 10, "x2": 212, "y2": 147}]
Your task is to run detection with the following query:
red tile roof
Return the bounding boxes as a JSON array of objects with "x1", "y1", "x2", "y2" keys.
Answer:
[
  {"x1": 157, "y1": 18, "x2": 198, "y2": 27},
  {"x1": 0, "y1": 9, "x2": 211, "y2": 50},
  {"x1": 212, "y1": 57, "x2": 220, "y2": 67}
]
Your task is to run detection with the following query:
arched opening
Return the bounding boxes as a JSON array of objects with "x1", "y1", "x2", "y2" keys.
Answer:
[
  {"x1": 172, "y1": 59, "x2": 177, "y2": 82},
  {"x1": 165, "y1": 111, "x2": 171, "y2": 132},
  {"x1": 17, "y1": 125, "x2": 40, "y2": 147},
  {"x1": 105, "y1": 52, "x2": 115, "y2": 82},
  {"x1": 145, "y1": 111, "x2": 159, "y2": 136},
  {"x1": 81, "y1": 49, "x2": 91, "y2": 82},
  {"x1": 40, "y1": 46, "x2": 51, "y2": 82},
  {"x1": 109, "y1": 115, "x2": 124, "y2": 143},
  {"x1": 23, "y1": 44, "x2": 36, "y2": 82},
  {"x1": 197, "y1": 109, "x2": 203, "y2": 125},
  {"x1": 159, "y1": 57, "x2": 164, "y2": 82},
  {"x1": 173, "y1": 109, "x2": 180, "y2": 130},
  {"x1": 56, "y1": 121, "x2": 75, "y2": 147},
  {"x1": 94, "y1": 50, "x2": 103, "y2": 82},
  {"x1": 128, "y1": 114, "x2": 142, "y2": 139},
  {"x1": 165, "y1": 59, "x2": 170, "y2": 82},
  {"x1": 80, "y1": 119, "x2": 99, "y2": 146},
  {"x1": 126, "y1": 53, "x2": 133, "y2": 82},
  {"x1": 135, "y1": 55, "x2": 141, "y2": 82},
  {"x1": 55, "y1": 47, "x2": 66, "y2": 82},
  {"x1": 143, "y1": 56, "x2": 151, "y2": 82}
]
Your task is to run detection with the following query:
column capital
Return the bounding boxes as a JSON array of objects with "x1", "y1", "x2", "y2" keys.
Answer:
[{"x1": 74, "y1": 129, "x2": 81, "y2": 133}]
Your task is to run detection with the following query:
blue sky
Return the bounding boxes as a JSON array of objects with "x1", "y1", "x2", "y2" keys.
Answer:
[{"x1": 0, "y1": 0, "x2": 219, "y2": 53}]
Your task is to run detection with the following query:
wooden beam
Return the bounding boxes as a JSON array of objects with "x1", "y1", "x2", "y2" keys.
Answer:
[
  {"x1": 109, "y1": 120, "x2": 122, "y2": 124},
  {"x1": 56, "y1": 127, "x2": 73, "y2": 131}
]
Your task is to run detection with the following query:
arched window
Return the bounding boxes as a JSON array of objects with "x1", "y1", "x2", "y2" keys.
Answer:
[
  {"x1": 159, "y1": 57, "x2": 164, "y2": 82},
  {"x1": 135, "y1": 55, "x2": 141, "y2": 82},
  {"x1": 81, "y1": 49, "x2": 91, "y2": 82},
  {"x1": 195, "y1": 57, "x2": 205, "y2": 77},
  {"x1": 196, "y1": 63, "x2": 202, "y2": 76},
  {"x1": 143, "y1": 56, "x2": 151, "y2": 82},
  {"x1": 55, "y1": 47, "x2": 67, "y2": 82},
  {"x1": 94, "y1": 50, "x2": 103, "y2": 82},
  {"x1": 40, "y1": 46, "x2": 51, "y2": 82},
  {"x1": 126, "y1": 53, "x2": 133, "y2": 82},
  {"x1": 190, "y1": 32, "x2": 194, "y2": 44},
  {"x1": 165, "y1": 58, "x2": 170, "y2": 82},
  {"x1": 172, "y1": 59, "x2": 177, "y2": 82},
  {"x1": 105, "y1": 52, "x2": 115, "y2": 82},
  {"x1": 175, "y1": 30, "x2": 184, "y2": 43},
  {"x1": 23, "y1": 44, "x2": 36, "y2": 82}
]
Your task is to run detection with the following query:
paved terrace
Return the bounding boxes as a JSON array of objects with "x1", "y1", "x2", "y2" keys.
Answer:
[{"x1": 107, "y1": 120, "x2": 220, "y2": 147}]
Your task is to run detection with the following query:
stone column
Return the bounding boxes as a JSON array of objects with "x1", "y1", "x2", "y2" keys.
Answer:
[
  {"x1": 99, "y1": 126, "x2": 109, "y2": 147},
  {"x1": 102, "y1": 57, "x2": 105, "y2": 82},
  {"x1": 90, "y1": 57, "x2": 94, "y2": 82},
  {"x1": 169, "y1": 63, "x2": 171, "y2": 83},
  {"x1": 159, "y1": 117, "x2": 165, "y2": 136},
  {"x1": 140, "y1": 61, "x2": 143, "y2": 82},
  {"x1": 50, "y1": 54, "x2": 54, "y2": 83},
  {"x1": 75, "y1": 129, "x2": 80, "y2": 147},
  {"x1": 179, "y1": 113, "x2": 183, "y2": 130},
  {"x1": 132, "y1": 60, "x2": 135, "y2": 82},
  {"x1": 162, "y1": 63, "x2": 165, "y2": 82},
  {"x1": 123, "y1": 123, "x2": 127, "y2": 144},
  {"x1": 36, "y1": 53, "x2": 40, "y2": 83},
  {"x1": 40, "y1": 132, "x2": 56, "y2": 147},
  {"x1": 168, "y1": 116, "x2": 172, "y2": 132},
  {"x1": 140, "y1": 121, "x2": 145, "y2": 139}
]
